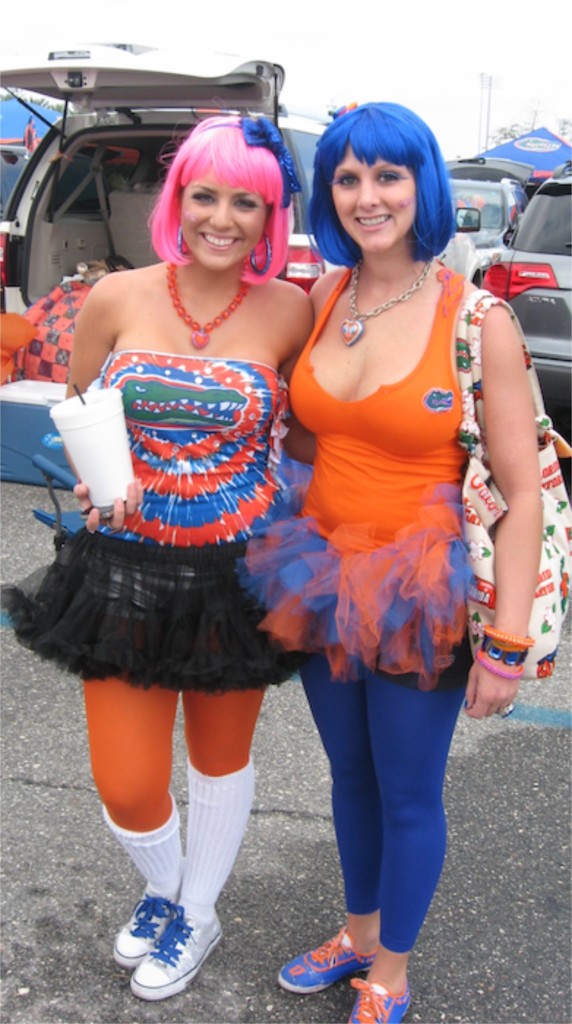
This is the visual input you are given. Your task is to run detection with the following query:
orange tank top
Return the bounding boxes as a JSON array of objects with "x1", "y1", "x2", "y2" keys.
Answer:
[{"x1": 291, "y1": 266, "x2": 467, "y2": 544}]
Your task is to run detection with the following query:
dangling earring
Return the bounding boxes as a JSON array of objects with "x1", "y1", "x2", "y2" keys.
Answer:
[
  {"x1": 249, "y1": 235, "x2": 272, "y2": 276},
  {"x1": 177, "y1": 225, "x2": 185, "y2": 255}
]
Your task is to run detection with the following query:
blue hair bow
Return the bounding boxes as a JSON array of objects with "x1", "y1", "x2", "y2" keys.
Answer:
[{"x1": 241, "y1": 117, "x2": 302, "y2": 208}]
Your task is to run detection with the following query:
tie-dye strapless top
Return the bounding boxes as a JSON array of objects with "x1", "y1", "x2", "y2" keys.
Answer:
[{"x1": 97, "y1": 350, "x2": 289, "y2": 546}]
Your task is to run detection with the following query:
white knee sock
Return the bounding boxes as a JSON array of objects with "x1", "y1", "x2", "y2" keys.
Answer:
[
  {"x1": 179, "y1": 759, "x2": 255, "y2": 924},
  {"x1": 103, "y1": 797, "x2": 182, "y2": 901}
]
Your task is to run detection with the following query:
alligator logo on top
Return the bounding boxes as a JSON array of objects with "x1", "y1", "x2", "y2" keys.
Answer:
[{"x1": 122, "y1": 373, "x2": 248, "y2": 431}]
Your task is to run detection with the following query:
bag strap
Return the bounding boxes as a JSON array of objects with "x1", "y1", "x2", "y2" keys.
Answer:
[
  {"x1": 455, "y1": 290, "x2": 486, "y2": 460},
  {"x1": 455, "y1": 289, "x2": 567, "y2": 465}
]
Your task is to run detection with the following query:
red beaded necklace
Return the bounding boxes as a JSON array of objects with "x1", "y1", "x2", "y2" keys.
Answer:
[{"x1": 167, "y1": 262, "x2": 249, "y2": 350}]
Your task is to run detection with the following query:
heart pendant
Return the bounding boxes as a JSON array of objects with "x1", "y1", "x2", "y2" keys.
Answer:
[
  {"x1": 191, "y1": 329, "x2": 210, "y2": 349},
  {"x1": 341, "y1": 318, "x2": 364, "y2": 347}
]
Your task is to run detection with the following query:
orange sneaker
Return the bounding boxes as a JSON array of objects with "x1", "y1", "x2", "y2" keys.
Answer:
[
  {"x1": 278, "y1": 927, "x2": 377, "y2": 993},
  {"x1": 348, "y1": 977, "x2": 411, "y2": 1023}
]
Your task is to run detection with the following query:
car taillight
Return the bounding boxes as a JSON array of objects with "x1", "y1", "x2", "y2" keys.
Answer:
[
  {"x1": 483, "y1": 261, "x2": 559, "y2": 301},
  {"x1": 285, "y1": 244, "x2": 325, "y2": 293},
  {"x1": 482, "y1": 262, "x2": 510, "y2": 299}
]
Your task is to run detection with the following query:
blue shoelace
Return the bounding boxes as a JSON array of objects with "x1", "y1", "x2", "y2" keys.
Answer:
[
  {"x1": 131, "y1": 895, "x2": 173, "y2": 940},
  {"x1": 150, "y1": 905, "x2": 193, "y2": 966}
]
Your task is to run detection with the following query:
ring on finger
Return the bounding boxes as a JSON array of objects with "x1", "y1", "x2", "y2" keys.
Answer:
[{"x1": 496, "y1": 703, "x2": 515, "y2": 719}]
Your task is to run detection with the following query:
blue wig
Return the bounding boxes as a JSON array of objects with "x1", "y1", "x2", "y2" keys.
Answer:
[{"x1": 310, "y1": 102, "x2": 455, "y2": 266}]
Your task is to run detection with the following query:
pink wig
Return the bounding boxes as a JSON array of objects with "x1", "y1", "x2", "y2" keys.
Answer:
[{"x1": 150, "y1": 116, "x2": 293, "y2": 284}]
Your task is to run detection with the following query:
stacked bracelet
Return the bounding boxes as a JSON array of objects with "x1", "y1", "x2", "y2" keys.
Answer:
[
  {"x1": 483, "y1": 626, "x2": 534, "y2": 649},
  {"x1": 476, "y1": 648, "x2": 524, "y2": 680},
  {"x1": 481, "y1": 636, "x2": 529, "y2": 666},
  {"x1": 481, "y1": 626, "x2": 533, "y2": 669}
]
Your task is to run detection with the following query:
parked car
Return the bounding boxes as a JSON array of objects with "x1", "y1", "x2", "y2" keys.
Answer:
[
  {"x1": 0, "y1": 144, "x2": 28, "y2": 220},
  {"x1": 449, "y1": 175, "x2": 529, "y2": 274},
  {"x1": 447, "y1": 158, "x2": 533, "y2": 276},
  {"x1": 483, "y1": 162, "x2": 571, "y2": 444}
]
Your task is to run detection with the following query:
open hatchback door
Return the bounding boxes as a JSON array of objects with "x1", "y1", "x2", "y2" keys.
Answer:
[
  {"x1": 0, "y1": 45, "x2": 285, "y2": 118},
  {"x1": 446, "y1": 157, "x2": 535, "y2": 187}
]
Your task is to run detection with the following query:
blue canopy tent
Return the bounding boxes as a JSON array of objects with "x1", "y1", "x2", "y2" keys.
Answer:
[
  {"x1": 478, "y1": 127, "x2": 571, "y2": 183},
  {"x1": 0, "y1": 97, "x2": 60, "y2": 146}
]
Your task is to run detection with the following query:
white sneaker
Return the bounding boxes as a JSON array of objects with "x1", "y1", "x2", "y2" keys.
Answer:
[
  {"x1": 114, "y1": 894, "x2": 175, "y2": 969},
  {"x1": 130, "y1": 904, "x2": 222, "y2": 1001}
]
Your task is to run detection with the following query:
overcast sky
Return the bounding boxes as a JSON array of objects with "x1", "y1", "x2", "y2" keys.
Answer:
[{"x1": 2, "y1": 0, "x2": 570, "y2": 159}]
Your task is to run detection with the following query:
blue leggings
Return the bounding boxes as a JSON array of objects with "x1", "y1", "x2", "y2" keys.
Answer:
[{"x1": 301, "y1": 655, "x2": 465, "y2": 953}]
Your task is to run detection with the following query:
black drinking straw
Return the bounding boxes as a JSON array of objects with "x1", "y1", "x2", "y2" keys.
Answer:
[{"x1": 73, "y1": 383, "x2": 86, "y2": 405}]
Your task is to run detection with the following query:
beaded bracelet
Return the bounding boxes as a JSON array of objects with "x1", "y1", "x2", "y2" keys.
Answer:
[
  {"x1": 483, "y1": 626, "x2": 534, "y2": 650},
  {"x1": 481, "y1": 635, "x2": 529, "y2": 667},
  {"x1": 476, "y1": 648, "x2": 524, "y2": 680}
]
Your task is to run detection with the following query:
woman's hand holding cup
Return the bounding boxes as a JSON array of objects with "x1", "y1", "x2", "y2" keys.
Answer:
[{"x1": 75, "y1": 479, "x2": 144, "y2": 534}]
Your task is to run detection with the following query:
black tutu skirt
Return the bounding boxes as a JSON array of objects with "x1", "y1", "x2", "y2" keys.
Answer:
[{"x1": 2, "y1": 529, "x2": 303, "y2": 692}]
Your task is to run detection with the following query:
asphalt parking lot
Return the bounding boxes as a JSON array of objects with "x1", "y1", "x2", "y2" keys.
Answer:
[{"x1": 1, "y1": 479, "x2": 571, "y2": 1024}]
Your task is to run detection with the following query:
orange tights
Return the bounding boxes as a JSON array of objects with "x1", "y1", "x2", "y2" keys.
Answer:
[{"x1": 83, "y1": 676, "x2": 265, "y2": 832}]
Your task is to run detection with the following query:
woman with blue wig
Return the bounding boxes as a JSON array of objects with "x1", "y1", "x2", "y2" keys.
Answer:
[{"x1": 242, "y1": 102, "x2": 542, "y2": 1022}]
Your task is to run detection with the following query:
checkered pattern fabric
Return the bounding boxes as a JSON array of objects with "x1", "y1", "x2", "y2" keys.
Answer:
[{"x1": 13, "y1": 280, "x2": 92, "y2": 383}]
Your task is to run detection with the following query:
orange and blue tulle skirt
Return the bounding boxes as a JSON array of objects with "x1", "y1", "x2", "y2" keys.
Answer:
[{"x1": 239, "y1": 483, "x2": 474, "y2": 690}]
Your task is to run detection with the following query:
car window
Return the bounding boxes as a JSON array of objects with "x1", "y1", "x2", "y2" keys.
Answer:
[
  {"x1": 507, "y1": 193, "x2": 519, "y2": 225},
  {"x1": 505, "y1": 185, "x2": 527, "y2": 225},
  {"x1": 286, "y1": 129, "x2": 318, "y2": 197},
  {"x1": 283, "y1": 127, "x2": 320, "y2": 232},
  {"x1": 450, "y1": 184, "x2": 503, "y2": 226},
  {"x1": 515, "y1": 186, "x2": 527, "y2": 213},
  {"x1": 0, "y1": 149, "x2": 27, "y2": 218},
  {"x1": 452, "y1": 185, "x2": 502, "y2": 210},
  {"x1": 513, "y1": 186, "x2": 571, "y2": 256}
]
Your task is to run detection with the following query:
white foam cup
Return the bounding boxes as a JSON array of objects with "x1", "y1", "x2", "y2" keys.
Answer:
[{"x1": 49, "y1": 388, "x2": 134, "y2": 515}]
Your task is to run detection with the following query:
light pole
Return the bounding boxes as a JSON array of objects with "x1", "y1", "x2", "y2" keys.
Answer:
[{"x1": 479, "y1": 73, "x2": 493, "y2": 152}]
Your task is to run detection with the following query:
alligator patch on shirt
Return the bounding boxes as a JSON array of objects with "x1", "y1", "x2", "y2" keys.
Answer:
[{"x1": 423, "y1": 388, "x2": 454, "y2": 413}]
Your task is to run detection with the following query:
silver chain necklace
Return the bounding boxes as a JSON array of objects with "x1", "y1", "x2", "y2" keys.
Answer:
[{"x1": 341, "y1": 259, "x2": 434, "y2": 347}]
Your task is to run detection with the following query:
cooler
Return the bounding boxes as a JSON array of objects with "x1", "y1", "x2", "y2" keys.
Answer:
[{"x1": 0, "y1": 380, "x2": 71, "y2": 485}]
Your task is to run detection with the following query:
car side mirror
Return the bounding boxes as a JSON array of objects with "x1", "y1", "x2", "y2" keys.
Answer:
[{"x1": 455, "y1": 207, "x2": 481, "y2": 232}]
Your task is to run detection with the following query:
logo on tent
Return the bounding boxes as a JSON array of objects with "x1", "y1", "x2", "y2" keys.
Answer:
[{"x1": 515, "y1": 138, "x2": 561, "y2": 153}]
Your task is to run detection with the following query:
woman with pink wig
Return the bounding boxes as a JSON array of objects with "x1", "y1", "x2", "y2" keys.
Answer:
[{"x1": 4, "y1": 115, "x2": 312, "y2": 1003}]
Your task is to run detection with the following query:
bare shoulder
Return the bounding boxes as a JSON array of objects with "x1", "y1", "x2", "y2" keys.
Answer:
[
  {"x1": 83, "y1": 263, "x2": 163, "y2": 305},
  {"x1": 310, "y1": 267, "x2": 348, "y2": 315},
  {"x1": 264, "y1": 277, "x2": 311, "y2": 309},
  {"x1": 74, "y1": 266, "x2": 165, "y2": 358},
  {"x1": 451, "y1": 279, "x2": 523, "y2": 365},
  {"x1": 481, "y1": 300, "x2": 526, "y2": 379},
  {"x1": 260, "y1": 278, "x2": 313, "y2": 330},
  {"x1": 481, "y1": 296, "x2": 521, "y2": 341}
]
